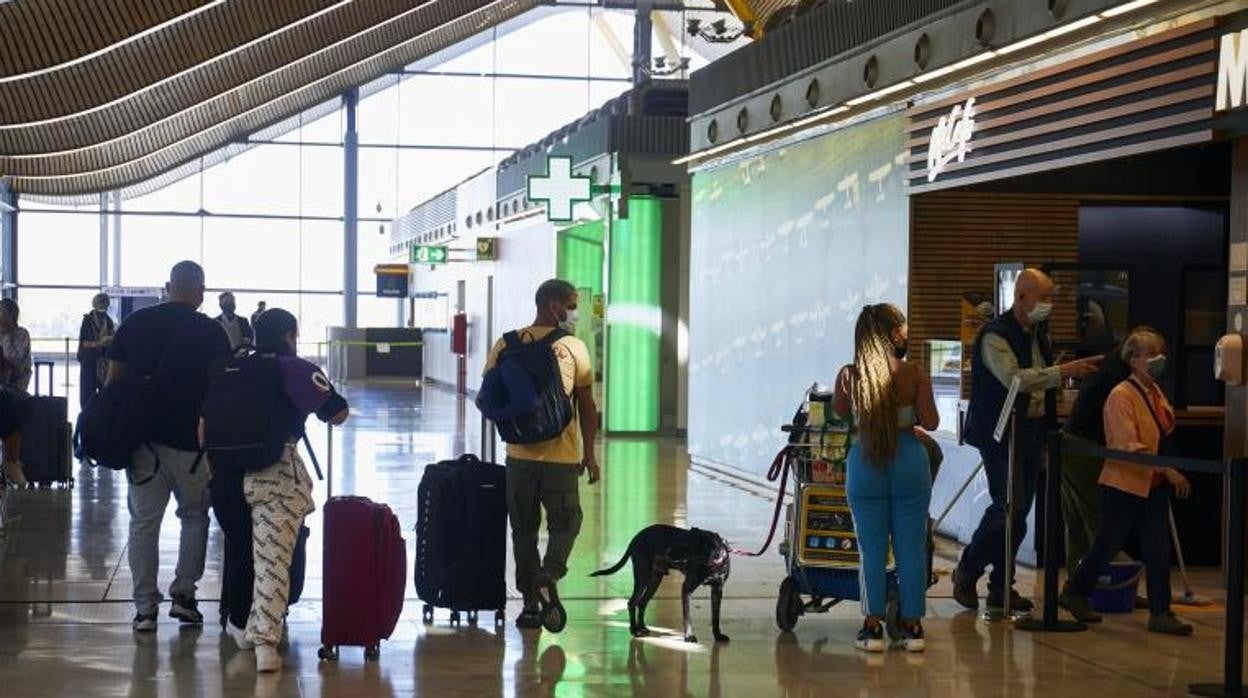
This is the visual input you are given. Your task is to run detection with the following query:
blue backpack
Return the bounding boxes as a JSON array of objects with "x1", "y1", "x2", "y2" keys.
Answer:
[{"x1": 476, "y1": 329, "x2": 574, "y2": 444}]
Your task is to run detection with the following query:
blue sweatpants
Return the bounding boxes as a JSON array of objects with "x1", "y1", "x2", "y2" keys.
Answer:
[{"x1": 846, "y1": 431, "x2": 932, "y2": 619}]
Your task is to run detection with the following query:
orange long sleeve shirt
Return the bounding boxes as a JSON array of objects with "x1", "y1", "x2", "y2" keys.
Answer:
[{"x1": 1099, "y1": 377, "x2": 1174, "y2": 499}]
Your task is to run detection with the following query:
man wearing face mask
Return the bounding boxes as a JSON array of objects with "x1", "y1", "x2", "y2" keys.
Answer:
[
  {"x1": 482, "y1": 279, "x2": 599, "y2": 633},
  {"x1": 954, "y1": 268, "x2": 1102, "y2": 613}
]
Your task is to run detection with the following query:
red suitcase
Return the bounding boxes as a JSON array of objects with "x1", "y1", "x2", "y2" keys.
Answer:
[{"x1": 318, "y1": 427, "x2": 407, "y2": 661}]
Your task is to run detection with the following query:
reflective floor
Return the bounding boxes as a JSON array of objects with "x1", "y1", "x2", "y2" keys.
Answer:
[{"x1": 0, "y1": 384, "x2": 1237, "y2": 696}]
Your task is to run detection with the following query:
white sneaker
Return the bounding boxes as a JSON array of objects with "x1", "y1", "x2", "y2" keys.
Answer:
[
  {"x1": 226, "y1": 622, "x2": 254, "y2": 650},
  {"x1": 256, "y1": 644, "x2": 282, "y2": 673},
  {"x1": 3, "y1": 461, "x2": 27, "y2": 489}
]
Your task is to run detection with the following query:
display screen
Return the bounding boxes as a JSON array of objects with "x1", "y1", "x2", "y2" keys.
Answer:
[{"x1": 688, "y1": 114, "x2": 909, "y2": 478}]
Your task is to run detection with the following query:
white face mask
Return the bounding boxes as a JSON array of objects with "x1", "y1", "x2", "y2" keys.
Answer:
[
  {"x1": 1028, "y1": 302, "x2": 1053, "y2": 323},
  {"x1": 559, "y1": 308, "x2": 579, "y2": 333}
]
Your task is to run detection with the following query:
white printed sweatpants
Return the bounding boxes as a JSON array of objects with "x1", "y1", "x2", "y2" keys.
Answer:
[{"x1": 243, "y1": 445, "x2": 315, "y2": 647}]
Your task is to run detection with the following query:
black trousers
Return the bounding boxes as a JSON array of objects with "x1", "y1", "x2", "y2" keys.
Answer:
[
  {"x1": 1069, "y1": 484, "x2": 1173, "y2": 616},
  {"x1": 210, "y1": 468, "x2": 254, "y2": 629},
  {"x1": 78, "y1": 361, "x2": 100, "y2": 411},
  {"x1": 958, "y1": 418, "x2": 1045, "y2": 595}
]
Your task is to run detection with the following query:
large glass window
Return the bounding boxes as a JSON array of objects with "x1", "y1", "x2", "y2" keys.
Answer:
[
  {"x1": 14, "y1": 6, "x2": 666, "y2": 346},
  {"x1": 18, "y1": 212, "x2": 101, "y2": 286}
]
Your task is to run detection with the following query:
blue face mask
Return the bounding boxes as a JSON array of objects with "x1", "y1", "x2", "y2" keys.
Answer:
[{"x1": 1145, "y1": 354, "x2": 1167, "y2": 379}]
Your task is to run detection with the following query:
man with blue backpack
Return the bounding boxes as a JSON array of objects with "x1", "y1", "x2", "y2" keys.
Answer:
[{"x1": 478, "y1": 279, "x2": 599, "y2": 633}]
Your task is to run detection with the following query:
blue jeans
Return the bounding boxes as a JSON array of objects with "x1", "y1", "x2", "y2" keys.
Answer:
[
  {"x1": 847, "y1": 431, "x2": 932, "y2": 619},
  {"x1": 958, "y1": 417, "x2": 1045, "y2": 596}
]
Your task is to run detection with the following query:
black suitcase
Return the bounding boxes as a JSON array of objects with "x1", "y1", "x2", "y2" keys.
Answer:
[
  {"x1": 415, "y1": 454, "x2": 507, "y2": 626},
  {"x1": 21, "y1": 363, "x2": 72, "y2": 487}
]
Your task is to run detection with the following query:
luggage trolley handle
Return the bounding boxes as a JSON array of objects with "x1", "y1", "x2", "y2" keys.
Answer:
[{"x1": 32, "y1": 360, "x2": 54, "y2": 397}]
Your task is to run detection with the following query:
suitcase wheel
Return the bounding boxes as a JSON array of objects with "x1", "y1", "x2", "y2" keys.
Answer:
[
  {"x1": 422, "y1": 605, "x2": 434, "y2": 624},
  {"x1": 467, "y1": 610, "x2": 478, "y2": 626},
  {"x1": 317, "y1": 646, "x2": 339, "y2": 662},
  {"x1": 364, "y1": 644, "x2": 381, "y2": 661},
  {"x1": 450, "y1": 611, "x2": 461, "y2": 626}
]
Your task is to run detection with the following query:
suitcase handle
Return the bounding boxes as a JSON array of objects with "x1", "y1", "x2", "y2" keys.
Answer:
[{"x1": 33, "y1": 361, "x2": 54, "y2": 397}]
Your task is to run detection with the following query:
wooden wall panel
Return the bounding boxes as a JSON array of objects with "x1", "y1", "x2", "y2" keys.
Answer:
[{"x1": 908, "y1": 191, "x2": 1079, "y2": 398}]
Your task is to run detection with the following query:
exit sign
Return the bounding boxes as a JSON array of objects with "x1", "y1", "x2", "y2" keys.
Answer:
[{"x1": 412, "y1": 245, "x2": 448, "y2": 265}]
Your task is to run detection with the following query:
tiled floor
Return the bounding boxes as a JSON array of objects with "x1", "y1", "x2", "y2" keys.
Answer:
[{"x1": 0, "y1": 384, "x2": 1238, "y2": 696}]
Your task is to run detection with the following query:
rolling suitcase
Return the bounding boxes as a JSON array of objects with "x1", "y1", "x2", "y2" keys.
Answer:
[
  {"x1": 319, "y1": 426, "x2": 407, "y2": 662},
  {"x1": 21, "y1": 362, "x2": 72, "y2": 488},
  {"x1": 415, "y1": 453, "x2": 507, "y2": 627}
]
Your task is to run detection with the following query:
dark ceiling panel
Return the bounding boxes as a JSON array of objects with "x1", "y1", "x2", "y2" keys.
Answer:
[
  {"x1": 3, "y1": 0, "x2": 541, "y2": 196},
  {"x1": 0, "y1": 0, "x2": 197, "y2": 77}
]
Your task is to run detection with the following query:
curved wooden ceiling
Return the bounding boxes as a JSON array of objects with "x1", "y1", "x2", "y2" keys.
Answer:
[{"x1": 0, "y1": 0, "x2": 541, "y2": 197}]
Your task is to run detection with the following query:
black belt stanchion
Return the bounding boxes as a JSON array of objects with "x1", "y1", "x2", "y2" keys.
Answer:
[
  {"x1": 1016, "y1": 430, "x2": 1087, "y2": 633},
  {"x1": 1191, "y1": 457, "x2": 1246, "y2": 697}
]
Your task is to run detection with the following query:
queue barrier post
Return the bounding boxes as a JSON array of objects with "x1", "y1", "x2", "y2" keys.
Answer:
[
  {"x1": 1190, "y1": 456, "x2": 1246, "y2": 697},
  {"x1": 1015, "y1": 429, "x2": 1087, "y2": 633}
]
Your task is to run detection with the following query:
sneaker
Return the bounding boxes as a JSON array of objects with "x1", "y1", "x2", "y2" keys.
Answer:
[
  {"x1": 952, "y1": 567, "x2": 979, "y2": 610},
  {"x1": 986, "y1": 588, "x2": 1035, "y2": 613},
  {"x1": 132, "y1": 612, "x2": 158, "y2": 632},
  {"x1": 855, "y1": 618, "x2": 886, "y2": 653},
  {"x1": 1148, "y1": 612, "x2": 1194, "y2": 636},
  {"x1": 225, "y1": 621, "x2": 254, "y2": 650},
  {"x1": 169, "y1": 595, "x2": 203, "y2": 624},
  {"x1": 2, "y1": 461, "x2": 27, "y2": 489},
  {"x1": 1057, "y1": 585, "x2": 1102, "y2": 623},
  {"x1": 535, "y1": 583, "x2": 567, "y2": 633},
  {"x1": 515, "y1": 606, "x2": 543, "y2": 630},
  {"x1": 256, "y1": 644, "x2": 282, "y2": 673},
  {"x1": 892, "y1": 620, "x2": 926, "y2": 653}
]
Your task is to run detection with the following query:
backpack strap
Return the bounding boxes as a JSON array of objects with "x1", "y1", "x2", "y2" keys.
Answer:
[
  {"x1": 538, "y1": 328, "x2": 569, "y2": 346},
  {"x1": 503, "y1": 331, "x2": 522, "y2": 351}
]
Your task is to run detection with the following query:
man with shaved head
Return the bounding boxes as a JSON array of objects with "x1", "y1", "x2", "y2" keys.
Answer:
[
  {"x1": 106, "y1": 261, "x2": 232, "y2": 632},
  {"x1": 954, "y1": 268, "x2": 1101, "y2": 613}
]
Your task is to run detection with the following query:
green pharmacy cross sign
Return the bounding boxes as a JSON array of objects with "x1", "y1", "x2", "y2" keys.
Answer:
[
  {"x1": 411, "y1": 245, "x2": 448, "y2": 265},
  {"x1": 527, "y1": 156, "x2": 591, "y2": 222}
]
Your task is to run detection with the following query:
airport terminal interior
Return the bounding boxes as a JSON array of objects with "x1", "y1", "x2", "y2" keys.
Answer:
[{"x1": 4, "y1": 0, "x2": 1248, "y2": 696}]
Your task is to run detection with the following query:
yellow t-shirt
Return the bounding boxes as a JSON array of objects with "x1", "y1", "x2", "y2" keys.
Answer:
[{"x1": 483, "y1": 326, "x2": 593, "y2": 464}]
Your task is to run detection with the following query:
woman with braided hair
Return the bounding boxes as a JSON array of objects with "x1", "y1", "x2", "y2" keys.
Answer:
[{"x1": 833, "y1": 303, "x2": 939, "y2": 652}]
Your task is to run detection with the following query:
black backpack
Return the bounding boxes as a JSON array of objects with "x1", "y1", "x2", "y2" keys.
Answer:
[
  {"x1": 475, "y1": 329, "x2": 574, "y2": 444},
  {"x1": 200, "y1": 350, "x2": 290, "y2": 473},
  {"x1": 80, "y1": 314, "x2": 193, "y2": 471}
]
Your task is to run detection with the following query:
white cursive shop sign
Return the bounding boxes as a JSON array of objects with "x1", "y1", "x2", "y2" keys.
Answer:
[{"x1": 926, "y1": 97, "x2": 977, "y2": 182}]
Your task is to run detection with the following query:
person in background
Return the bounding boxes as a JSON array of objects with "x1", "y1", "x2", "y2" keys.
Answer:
[
  {"x1": 954, "y1": 269, "x2": 1102, "y2": 613},
  {"x1": 0, "y1": 298, "x2": 31, "y2": 487},
  {"x1": 77, "y1": 292, "x2": 116, "y2": 410},
  {"x1": 108, "y1": 261, "x2": 232, "y2": 632},
  {"x1": 209, "y1": 308, "x2": 348, "y2": 673},
  {"x1": 1060, "y1": 328, "x2": 1194, "y2": 635},
  {"x1": 216, "y1": 292, "x2": 254, "y2": 352},
  {"x1": 250, "y1": 301, "x2": 267, "y2": 330},
  {"x1": 833, "y1": 304, "x2": 939, "y2": 652}
]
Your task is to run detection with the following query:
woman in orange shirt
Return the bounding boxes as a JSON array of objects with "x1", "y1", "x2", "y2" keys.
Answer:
[{"x1": 1058, "y1": 327, "x2": 1193, "y2": 635}]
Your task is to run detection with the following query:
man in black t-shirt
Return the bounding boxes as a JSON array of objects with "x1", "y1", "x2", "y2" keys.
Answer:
[{"x1": 107, "y1": 261, "x2": 231, "y2": 632}]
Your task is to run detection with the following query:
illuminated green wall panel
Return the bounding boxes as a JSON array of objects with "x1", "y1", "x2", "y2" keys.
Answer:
[
  {"x1": 606, "y1": 196, "x2": 662, "y2": 432},
  {"x1": 557, "y1": 220, "x2": 605, "y2": 367}
]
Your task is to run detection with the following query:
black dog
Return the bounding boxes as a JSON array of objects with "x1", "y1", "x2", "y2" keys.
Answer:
[{"x1": 591, "y1": 524, "x2": 731, "y2": 643}]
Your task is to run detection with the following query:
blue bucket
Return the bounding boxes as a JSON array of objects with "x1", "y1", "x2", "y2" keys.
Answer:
[{"x1": 1090, "y1": 561, "x2": 1143, "y2": 614}]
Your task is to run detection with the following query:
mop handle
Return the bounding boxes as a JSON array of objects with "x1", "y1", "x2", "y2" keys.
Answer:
[{"x1": 1168, "y1": 502, "x2": 1194, "y2": 594}]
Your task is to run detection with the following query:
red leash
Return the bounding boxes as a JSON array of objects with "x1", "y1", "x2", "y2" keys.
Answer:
[{"x1": 730, "y1": 446, "x2": 794, "y2": 557}]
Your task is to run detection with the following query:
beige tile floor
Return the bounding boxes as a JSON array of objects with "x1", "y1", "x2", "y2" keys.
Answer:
[{"x1": 0, "y1": 385, "x2": 1238, "y2": 696}]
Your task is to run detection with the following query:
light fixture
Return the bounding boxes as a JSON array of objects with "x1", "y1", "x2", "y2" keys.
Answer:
[
  {"x1": 1101, "y1": 0, "x2": 1158, "y2": 18},
  {"x1": 997, "y1": 13, "x2": 1103, "y2": 54},
  {"x1": 845, "y1": 79, "x2": 916, "y2": 107},
  {"x1": 912, "y1": 51, "x2": 997, "y2": 83}
]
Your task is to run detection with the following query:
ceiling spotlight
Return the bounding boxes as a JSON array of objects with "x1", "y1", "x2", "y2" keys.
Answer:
[
  {"x1": 686, "y1": 18, "x2": 702, "y2": 36},
  {"x1": 711, "y1": 18, "x2": 728, "y2": 34}
]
